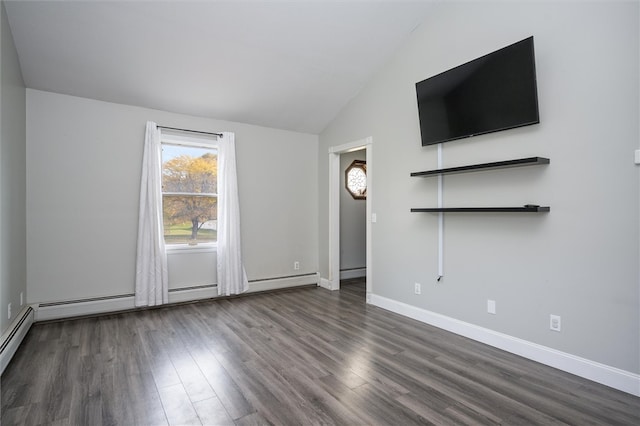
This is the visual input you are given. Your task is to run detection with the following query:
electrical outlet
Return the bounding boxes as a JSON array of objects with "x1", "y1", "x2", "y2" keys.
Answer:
[
  {"x1": 487, "y1": 299, "x2": 496, "y2": 314},
  {"x1": 414, "y1": 283, "x2": 421, "y2": 295},
  {"x1": 550, "y1": 314, "x2": 561, "y2": 332},
  {"x1": 294, "y1": 261, "x2": 300, "y2": 270},
  {"x1": 7, "y1": 303, "x2": 11, "y2": 320}
]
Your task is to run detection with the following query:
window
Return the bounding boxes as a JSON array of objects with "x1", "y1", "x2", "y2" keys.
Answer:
[
  {"x1": 345, "y1": 160, "x2": 367, "y2": 200},
  {"x1": 161, "y1": 133, "x2": 218, "y2": 246}
]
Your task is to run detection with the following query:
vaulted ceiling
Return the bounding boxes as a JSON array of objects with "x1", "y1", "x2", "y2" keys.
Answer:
[{"x1": 5, "y1": 1, "x2": 434, "y2": 134}]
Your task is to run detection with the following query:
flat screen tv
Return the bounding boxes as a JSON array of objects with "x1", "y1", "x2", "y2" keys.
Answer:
[{"x1": 416, "y1": 36, "x2": 539, "y2": 146}]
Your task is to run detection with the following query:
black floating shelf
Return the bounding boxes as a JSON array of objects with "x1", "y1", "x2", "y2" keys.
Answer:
[
  {"x1": 411, "y1": 206, "x2": 550, "y2": 213},
  {"x1": 410, "y1": 157, "x2": 549, "y2": 178}
]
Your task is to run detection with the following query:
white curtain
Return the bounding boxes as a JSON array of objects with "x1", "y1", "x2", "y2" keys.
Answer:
[
  {"x1": 135, "y1": 121, "x2": 168, "y2": 306},
  {"x1": 217, "y1": 132, "x2": 249, "y2": 296}
]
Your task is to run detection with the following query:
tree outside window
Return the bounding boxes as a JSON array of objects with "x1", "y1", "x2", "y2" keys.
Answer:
[{"x1": 162, "y1": 143, "x2": 217, "y2": 245}]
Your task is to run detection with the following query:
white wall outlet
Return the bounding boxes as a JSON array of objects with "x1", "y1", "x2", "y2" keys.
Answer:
[
  {"x1": 550, "y1": 314, "x2": 561, "y2": 332},
  {"x1": 635, "y1": 149, "x2": 640, "y2": 165},
  {"x1": 7, "y1": 303, "x2": 11, "y2": 320},
  {"x1": 20, "y1": 292, "x2": 24, "y2": 306},
  {"x1": 414, "y1": 283, "x2": 421, "y2": 295},
  {"x1": 371, "y1": 213, "x2": 377, "y2": 223},
  {"x1": 294, "y1": 261, "x2": 300, "y2": 270},
  {"x1": 487, "y1": 299, "x2": 496, "y2": 314}
]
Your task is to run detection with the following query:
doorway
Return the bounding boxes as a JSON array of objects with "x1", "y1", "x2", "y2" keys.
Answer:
[
  {"x1": 340, "y1": 149, "x2": 367, "y2": 292},
  {"x1": 328, "y1": 137, "x2": 372, "y2": 302}
]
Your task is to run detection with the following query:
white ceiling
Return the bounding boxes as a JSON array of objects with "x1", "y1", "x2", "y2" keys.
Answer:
[{"x1": 5, "y1": 0, "x2": 434, "y2": 134}]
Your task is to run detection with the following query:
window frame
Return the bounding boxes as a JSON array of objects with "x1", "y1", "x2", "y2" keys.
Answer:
[
  {"x1": 345, "y1": 159, "x2": 367, "y2": 200},
  {"x1": 160, "y1": 131, "x2": 219, "y2": 252}
]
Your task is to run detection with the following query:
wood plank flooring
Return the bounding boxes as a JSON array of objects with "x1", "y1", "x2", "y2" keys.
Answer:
[{"x1": 2, "y1": 279, "x2": 639, "y2": 425}]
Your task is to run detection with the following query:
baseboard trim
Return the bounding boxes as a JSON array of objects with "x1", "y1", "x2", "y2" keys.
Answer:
[
  {"x1": 1, "y1": 306, "x2": 35, "y2": 375},
  {"x1": 370, "y1": 294, "x2": 640, "y2": 397},
  {"x1": 34, "y1": 274, "x2": 320, "y2": 322},
  {"x1": 340, "y1": 268, "x2": 366, "y2": 279},
  {"x1": 319, "y1": 277, "x2": 339, "y2": 291}
]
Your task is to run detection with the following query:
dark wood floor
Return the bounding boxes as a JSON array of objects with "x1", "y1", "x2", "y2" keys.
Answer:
[{"x1": 2, "y1": 279, "x2": 639, "y2": 425}]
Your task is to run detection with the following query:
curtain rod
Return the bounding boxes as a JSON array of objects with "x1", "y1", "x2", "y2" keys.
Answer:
[{"x1": 158, "y1": 125, "x2": 223, "y2": 138}]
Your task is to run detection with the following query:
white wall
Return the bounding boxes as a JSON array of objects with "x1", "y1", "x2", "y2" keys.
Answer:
[
  {"x1": 319, "y1": 1, "x2": 639, "y2": 375},
  {"x1": 27, "y1": 90, "x2": 318, "y2": 305},
  {"x1": 0, "y1": 1, "x2": 26, "y2": 334},
  {"x1": 340, "y1": 150, "x2": 366, "y2": 274}
]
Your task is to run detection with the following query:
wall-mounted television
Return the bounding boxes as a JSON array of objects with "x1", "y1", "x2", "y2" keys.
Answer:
[{"x1": 416, "y1": 36, "x2": 539, "y2": 146}]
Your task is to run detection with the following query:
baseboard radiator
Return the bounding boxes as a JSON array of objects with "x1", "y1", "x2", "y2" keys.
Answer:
[
  {"x1": 0, "y1": 306, "x2": 35, "y2": 375},
  {"x1": 35, "y1": 272, "x2": 319, "y2": 322},
  {"x1": 340, "y1": 267, "x2": 366, "y2": 280}
]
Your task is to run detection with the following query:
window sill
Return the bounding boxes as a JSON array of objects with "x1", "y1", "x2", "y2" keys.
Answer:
[{"x1": 165, "y1": 244, "x2": 217, "y2": 254}]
